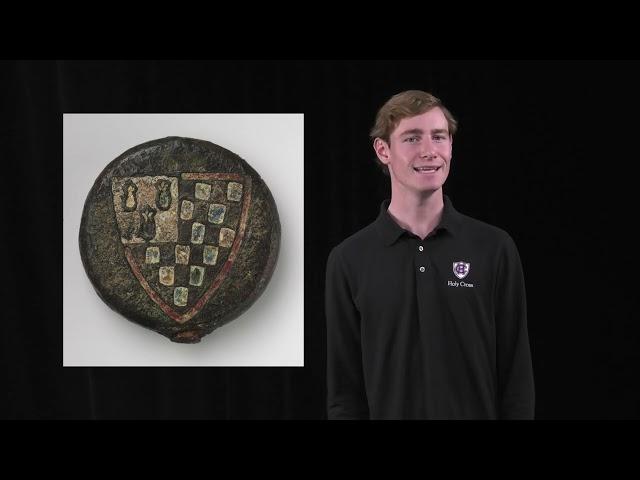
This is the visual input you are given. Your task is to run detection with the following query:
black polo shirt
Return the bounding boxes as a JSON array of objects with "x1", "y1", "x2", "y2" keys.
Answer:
[{"x1": 325, "y1": 195, "x2": 534, "y2": 420}]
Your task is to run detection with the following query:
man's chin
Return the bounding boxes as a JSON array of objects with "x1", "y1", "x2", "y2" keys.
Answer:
[
  {"x1": 413, "y1": 180, "x2": 443, "y2": 193},
  {"x1": 407, "y1": 185, "x2": 443, "y2": 197},
  {"x1": 390, "y1": 176, "x2": 445, "y2": 197}
]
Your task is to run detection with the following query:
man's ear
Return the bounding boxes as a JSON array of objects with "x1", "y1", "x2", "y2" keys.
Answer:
[{"x1": 374, "y1": 138, "x2": 391, "y2": 165}]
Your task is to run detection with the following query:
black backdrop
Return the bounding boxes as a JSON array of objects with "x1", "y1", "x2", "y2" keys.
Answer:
[{"x1": 1, "y1": 60, "x2": 638, "y2": 419}]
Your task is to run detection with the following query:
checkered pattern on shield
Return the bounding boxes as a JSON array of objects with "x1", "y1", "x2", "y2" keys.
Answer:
[{"x1": 111, "y1": 173, "x2": 252, "y2": 323}]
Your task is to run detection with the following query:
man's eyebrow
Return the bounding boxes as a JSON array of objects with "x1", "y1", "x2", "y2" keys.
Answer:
[
  {"x1": 399, "y1": 128, "x2": 449, "y2": 136},
  {"x1": 398, "y1": 128, "x2": 425, "y2": 136}
]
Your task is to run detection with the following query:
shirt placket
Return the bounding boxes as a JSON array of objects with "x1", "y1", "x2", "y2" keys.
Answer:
[
  {"x1": 413, "y1": 235, "x2": 436, "y2": 416},
  {"x1": 414, "y1": 237, "x2": 430, "y2": 291},
  {"x1": 413, "y1": 236, "x2": 433, "y2": 332}
]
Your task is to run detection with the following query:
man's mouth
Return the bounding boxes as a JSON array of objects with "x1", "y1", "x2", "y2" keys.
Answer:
[{"x1": 413, "y1": 166, "x2": 442, "y2": 173}]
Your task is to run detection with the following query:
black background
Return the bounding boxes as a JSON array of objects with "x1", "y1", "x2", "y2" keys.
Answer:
[{"x1": 1, "y1": 60, "x2": 638, "y2": 419}]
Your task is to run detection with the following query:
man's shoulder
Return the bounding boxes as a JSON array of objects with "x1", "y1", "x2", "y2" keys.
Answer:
[
  {"x1": 456, "y1": 210, "x2": 517, "y2": 249},
  {"x1": 329, "y1": 219, "x2": 380, "y2": 261}
]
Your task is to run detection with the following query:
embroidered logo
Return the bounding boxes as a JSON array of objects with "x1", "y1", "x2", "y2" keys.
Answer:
[{"x1": 452, "y1": 261, "x2": 471, "y2": 279}]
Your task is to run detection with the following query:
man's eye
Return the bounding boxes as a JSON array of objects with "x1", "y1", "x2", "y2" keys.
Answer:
[
  {"x1": 404, "y1": 136, "x2": 419, "y2": 143},
  {"x1": 433, "y1": 135, "x2": 447, "y2": 142}
]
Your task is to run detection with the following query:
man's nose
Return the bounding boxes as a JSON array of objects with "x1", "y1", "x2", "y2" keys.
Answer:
[{"x1": 420, "y1": 140, "x2": 437, "y2": 158}]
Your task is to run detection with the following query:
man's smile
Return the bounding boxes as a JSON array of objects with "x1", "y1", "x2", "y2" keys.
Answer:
[{"x1": 413, "y1": 165, "x2": 442, "y2": 174}]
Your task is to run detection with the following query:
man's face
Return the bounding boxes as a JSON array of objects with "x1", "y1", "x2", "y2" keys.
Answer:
[{"x1": 375, "y1": 107, "x2": 453, "y2": 196}]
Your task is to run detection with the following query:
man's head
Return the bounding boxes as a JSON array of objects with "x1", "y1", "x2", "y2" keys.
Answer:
[{"x1": 371, "y1": 90, "x2": 458, "y2": 196}]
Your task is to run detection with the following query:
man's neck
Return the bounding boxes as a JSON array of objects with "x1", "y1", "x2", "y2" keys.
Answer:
[{"x1": 387, "y1": 189, "x2": 444, "y2": 240}]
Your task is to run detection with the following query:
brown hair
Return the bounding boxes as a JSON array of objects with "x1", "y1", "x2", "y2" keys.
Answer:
[{"x1": 370, "y1": 90, "x2": 458, "y2": 175}]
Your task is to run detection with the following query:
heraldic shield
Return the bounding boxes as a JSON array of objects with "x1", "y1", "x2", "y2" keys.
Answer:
[
  {"x1": 452, "y1": 261, "x2": 470, "y2": 280},
  {"x1": 111, "y1": 173, "x2": 252, "y2": 324}
]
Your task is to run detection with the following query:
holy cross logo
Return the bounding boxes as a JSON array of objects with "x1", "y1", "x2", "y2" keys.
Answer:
[
  {"x1": 111, "y1": 173, "x2": 252, "y2": 323},
  {"x1": 452, "y1": 261, "x2": 471, "y2": 280}
]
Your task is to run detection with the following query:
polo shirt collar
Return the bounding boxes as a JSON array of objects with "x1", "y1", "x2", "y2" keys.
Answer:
[{"x1": 375, "y1": 194, "x2": 461, "y2": 246}]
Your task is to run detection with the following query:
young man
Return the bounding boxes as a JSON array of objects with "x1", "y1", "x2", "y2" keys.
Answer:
[{"x1": 325, "y1": 90, "x2": 534, "y2": 419}]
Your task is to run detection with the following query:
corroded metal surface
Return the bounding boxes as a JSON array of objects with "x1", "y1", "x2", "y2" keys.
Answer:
[{"x1": 79, "y1": 137, "x2": 280, "y2": 343}]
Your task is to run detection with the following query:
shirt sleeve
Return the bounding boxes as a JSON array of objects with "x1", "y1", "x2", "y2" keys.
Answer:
[
  {"x1": 495, "y1": 234, "x2": 535, "y2": 419},
  {"x1": 325, "y1": 246, "x2": 370, "y2": 419}
]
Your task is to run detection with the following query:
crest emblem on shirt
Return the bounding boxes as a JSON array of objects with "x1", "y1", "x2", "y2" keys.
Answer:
[{"x1": 453, "y1": 261, "x2": 471, "y2": 279}]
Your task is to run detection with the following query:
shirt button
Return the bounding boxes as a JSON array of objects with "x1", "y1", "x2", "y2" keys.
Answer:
[
  {"x1": 418, "y1": 246, "x2": 424, "y2": 252},
  {"x1": 419, "y1": 266, "x2": 426, "y2": 273}
]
